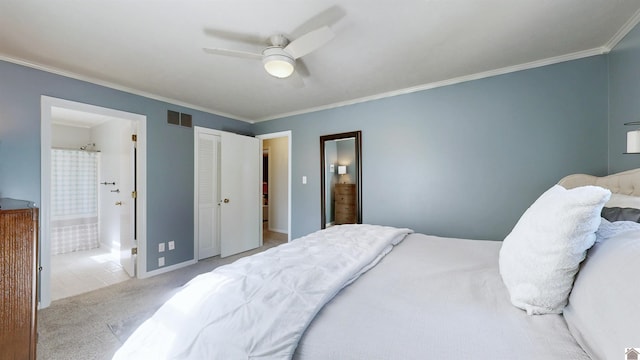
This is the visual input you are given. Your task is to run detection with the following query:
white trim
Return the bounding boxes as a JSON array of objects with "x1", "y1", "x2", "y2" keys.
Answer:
[
  {"x1": 1, "y1": 42, "x2": 612, "y2": 125},
  {"x1": 0, "y1": 55, "x2": 253, "y2": 123},
  {"x1": 40, "y1": 96, "x2": 147, "y2": 307},
  {"x1": 193, "y1": 128, "x2": 199, "y2": 263},
  {"x1": 259, "y1": 143, "x2": 266, "y2": 246},
  {"x1": 254, "y1": 47, "x2": 607, "y2": 122},
  {"x1": 139, "y1": 259, "x2": 197, "y2": 279},
  {"x1": 604, "y1": 8, "x2": 640, "y2": 52},
  {"x1": 193, "y1": 127, "x2": 199, "y2": 262},
  {"x1": 262, "y1": 145, "x2": 270, "y2": 241},
  {"x1": 256, "y1": 131, "x2": 292, "y2": 242}
]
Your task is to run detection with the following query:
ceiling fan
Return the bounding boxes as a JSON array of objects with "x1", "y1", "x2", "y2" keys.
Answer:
[{"x1": 203, "y1": 25, "x2": 335, "y2": 80}]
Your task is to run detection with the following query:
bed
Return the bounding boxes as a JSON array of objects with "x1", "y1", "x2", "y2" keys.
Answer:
[{"x1": 114, "y1": 169, "x2": 640, "y2": 360}]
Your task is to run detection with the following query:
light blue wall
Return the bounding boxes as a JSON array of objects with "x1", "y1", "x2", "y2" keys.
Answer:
[
  {"x1": 0, "y1": 48, "x2": 617, "y2": 269},
  {"x1": 254, "y1": 56, "x2": 609, "y2": 240},
  {"x1": 0, "y1": 60, "x2": 251, "y2": 271},
  {"x1": 608, "y1": 24, "x2": 640, "y2": 172}
]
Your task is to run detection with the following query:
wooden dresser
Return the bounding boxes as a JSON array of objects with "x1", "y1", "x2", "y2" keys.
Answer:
[
  {"x1": 1, "y1": 198, "x2": 39, "y2": 360},
  {"x1": 334, "y1": 183, "x2": 356, "y2": 225}
]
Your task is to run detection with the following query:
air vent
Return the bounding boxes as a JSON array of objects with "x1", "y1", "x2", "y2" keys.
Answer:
[
  {"x1": 167, "y1": 110, "x2": 193, "y2": 128},
  {"x1": 167, "y1": 110, "x2": 180, "y2": 125},
  {"x1": 180, "y1": 113, "x2": 192, "y2": 128}
]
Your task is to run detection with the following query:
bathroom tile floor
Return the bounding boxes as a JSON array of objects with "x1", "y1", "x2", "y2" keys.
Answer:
[
  {"x1": 51, "y1": 226, "x2": 287, "y2": 301},
  {"x1": 51, "y1": 247, "x2": 131, "y2": 301}
]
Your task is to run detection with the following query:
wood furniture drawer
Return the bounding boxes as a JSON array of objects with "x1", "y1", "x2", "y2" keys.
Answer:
[
  {"x1": 335, "y1": 184, "x2": 355, "y2": 195},
  {"x1": 334, "y1": 184, "x2": 356, "y2": 225},
  {"x1": 335, "y1": 210, "x2": 356, "y2": 224},
  {"x1": 336, "y1": 195, "x2": 355, "y2": 205},
  {"x1": 336, "y1": 205, "x2": 356, "y2": 214}
]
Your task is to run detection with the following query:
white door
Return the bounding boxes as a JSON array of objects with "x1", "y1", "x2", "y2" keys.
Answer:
[
  {"x1": 119, "y1": 126, "x2": 136, "y2": 276},
  {"x1": 194, "y1": 127, "x2": 261, "y2": 259},
  {"x1": 220, "y1": 131, "x2": 261, "y2": 257},
  {"x1": 196, "y1": 131, "x2": 221, "y2": 259}
]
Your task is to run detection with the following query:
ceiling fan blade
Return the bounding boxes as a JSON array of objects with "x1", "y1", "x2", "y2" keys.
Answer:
[
  {"x1": 290, "y1": 5, "x2": 346, "y2": 39},
  {"x1": 284, "y1": 26, "x2": 334, "y2": 59},
  {"x1": 203, "y1": 28, "x2": 266, "y2": 47},
  {"x1": 202, "y1": 47, "x2": 262, "y2": 60}
]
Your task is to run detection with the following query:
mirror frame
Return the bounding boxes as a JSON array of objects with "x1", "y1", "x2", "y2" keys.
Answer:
[{"x1": 320, "y1": 130, "x2": 362, "y2": 229}]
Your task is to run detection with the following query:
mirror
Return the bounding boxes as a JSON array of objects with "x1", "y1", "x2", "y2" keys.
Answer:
[{"x1": 320, "y1": 131, "x2": 362, "y2": 229}]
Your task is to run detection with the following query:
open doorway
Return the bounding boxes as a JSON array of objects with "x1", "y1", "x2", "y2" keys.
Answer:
[
  {"x1": 49, "y1": 112, "x2": 132, "y2": 301},
  {"x1": 40, "y1": 96, "x2": 147, "y2": 308},
  {"x1": 257, "y1": 131, "x2": 291, "y2": 244}
]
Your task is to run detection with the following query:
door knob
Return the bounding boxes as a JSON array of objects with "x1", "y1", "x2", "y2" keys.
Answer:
[
  {"x1": 223, "y1": 198, "x2": 230, "y2": 203},
  {"x1": 115, "y1": 201, "x2": 123, "y2": 206}
]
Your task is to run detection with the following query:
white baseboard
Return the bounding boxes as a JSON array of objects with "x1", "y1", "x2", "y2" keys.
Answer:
[
  {"x1": 138, "y1": 258, "x2": 197, "y2": 279},
  {"x1": 268, "y1": 227, "x2": 287, "y2": 234}
]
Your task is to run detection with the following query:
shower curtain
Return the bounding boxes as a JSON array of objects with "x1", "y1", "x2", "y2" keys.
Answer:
[{"x1": 51, "y1": 149, "x2": 100, "y2": 255}]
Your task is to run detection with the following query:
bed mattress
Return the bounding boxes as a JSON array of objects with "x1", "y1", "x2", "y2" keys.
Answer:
[{"x1": 293, "y1": 233, "x2": 590, "y2": 360}]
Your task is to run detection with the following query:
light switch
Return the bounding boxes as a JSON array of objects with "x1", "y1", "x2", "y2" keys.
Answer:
[{"x1": 302, "y1": 176, "x2": 307, "y2": 184}]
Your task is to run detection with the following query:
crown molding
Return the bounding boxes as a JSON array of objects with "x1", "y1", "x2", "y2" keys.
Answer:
[
  {"x1": 0, "y1": 33, "x2": 625, "y2": 125},
  {"x1": 604, "y1": 8, "x2": 640, "y2": 52},
  {"x1": 0, "y1": 54, "x2": 253, "y2": 123},
  {"x1": 254, "y1": 47, "x2": 606, "y2": 122}
]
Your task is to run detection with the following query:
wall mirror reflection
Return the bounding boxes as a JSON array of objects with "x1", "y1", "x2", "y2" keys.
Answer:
[{"x1": 320, "y1": 131, "x2": 362, "y2": 229}]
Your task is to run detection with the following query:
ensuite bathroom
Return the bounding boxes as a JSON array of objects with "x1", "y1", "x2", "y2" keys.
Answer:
[{"x1": 49, "y1": 108, "x2": 135, "y2": 300}]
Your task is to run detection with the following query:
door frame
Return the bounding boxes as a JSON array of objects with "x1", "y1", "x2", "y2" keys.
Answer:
[
  {"x1": 262, "y1": 146, "x2": 270, "y2": 228},
  {"x1": 40, "y1": 96, "x2": 147, "y2": 308},
  {"x1": 256, "y1": 131, "x2": 292, "y2": 242}
]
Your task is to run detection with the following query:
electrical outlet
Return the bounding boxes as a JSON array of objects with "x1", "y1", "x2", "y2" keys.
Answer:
[
  {"x1": 158, "y1": 243, "x2": 165, "y2": 252},
  {"x1": 158, "y1": 257, "x2": 165, "y2": 267},
  {"x1": 168, "y1": 241, "x2": 175, "y2": 250}
]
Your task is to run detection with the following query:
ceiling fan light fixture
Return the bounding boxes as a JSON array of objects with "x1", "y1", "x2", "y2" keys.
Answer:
[{"x1": 262, "y1": 48, "x2": 295, "y2": 78}]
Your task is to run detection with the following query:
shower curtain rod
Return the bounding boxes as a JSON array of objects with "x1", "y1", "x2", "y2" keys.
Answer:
[{"x1": 52, "y1": 146, "x2": 101, "y2": 153}]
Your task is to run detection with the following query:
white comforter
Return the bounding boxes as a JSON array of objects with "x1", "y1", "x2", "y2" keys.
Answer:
[{"x1": 113, "y1": 224, "x2": 413, "y2": 360}]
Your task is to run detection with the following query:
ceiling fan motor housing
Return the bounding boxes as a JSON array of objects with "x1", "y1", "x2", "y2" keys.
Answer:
[{"x1": 262, "y1": 47, "x2": 295, "y2": 78}]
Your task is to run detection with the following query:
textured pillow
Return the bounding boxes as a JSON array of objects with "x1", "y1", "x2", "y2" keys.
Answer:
[
  {"x1": 595, "y1": 217, "x2": 640, "y2": 243},
  {"x1": 563, "y1": 223, "x2": 640, "y2": 360},
  {"x1": 499, "y1": 185, "x2": 611, "y2": 315}
]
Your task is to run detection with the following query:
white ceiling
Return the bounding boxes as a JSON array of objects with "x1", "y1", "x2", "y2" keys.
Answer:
[
  {"x1": 1, "y1": 1, "x2": 640, "y2": 123},
  {"x1": 51, "y1": 107, "x2": 115, "y2": 128}
]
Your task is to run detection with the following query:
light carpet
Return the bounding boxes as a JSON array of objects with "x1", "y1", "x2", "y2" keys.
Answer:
[{"x1": 37, "y1": 235, "x2": 286, "y2": 360}]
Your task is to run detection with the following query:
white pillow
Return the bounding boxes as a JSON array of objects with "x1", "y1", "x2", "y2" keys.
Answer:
[
  {"x1": 499, "y1": 184, "x2": 611, "y2": 315},
  {"x1": 564, "y1": 222, "x2": 640, "y2": 360},
  {"x1": 595, "y1": 217, "x2": 640, "y2": 243}
]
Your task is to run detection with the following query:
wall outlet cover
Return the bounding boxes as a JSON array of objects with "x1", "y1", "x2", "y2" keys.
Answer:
[
  {"x1": 158, "y1": 243, "x2": 165, "y2": 252},
  {"x1": 168, "y1": 241, "x2": 175, "y2": 250},
  {"x1": 158, "y1": 257, "x2": 165, "y2": 267}
]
